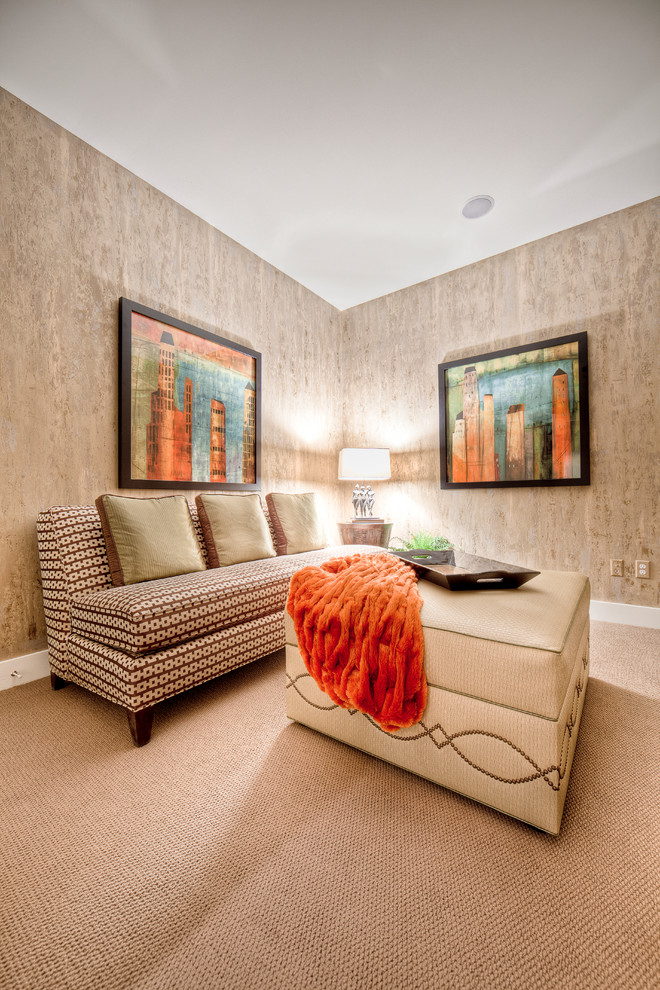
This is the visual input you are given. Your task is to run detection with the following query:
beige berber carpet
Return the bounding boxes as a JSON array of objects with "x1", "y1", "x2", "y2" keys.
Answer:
[{"x1": 1, "y1": 619, "x2": 658, "y2": 990}]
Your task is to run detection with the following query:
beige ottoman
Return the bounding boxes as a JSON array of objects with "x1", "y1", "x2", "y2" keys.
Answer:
[{"x1": 285, "y1": 570, "x2": 590, "y2": 834}]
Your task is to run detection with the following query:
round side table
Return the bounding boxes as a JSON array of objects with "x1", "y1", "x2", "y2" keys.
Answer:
[{"x1": 337, "y1": 521, "x2": 393, "y2": 548}]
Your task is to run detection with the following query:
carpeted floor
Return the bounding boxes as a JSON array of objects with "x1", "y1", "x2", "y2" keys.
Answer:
[{"x1": 1, "y1": 619, "x2": 658, "y2": 990}]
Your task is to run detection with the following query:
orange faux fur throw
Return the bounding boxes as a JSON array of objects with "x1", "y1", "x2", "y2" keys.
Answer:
[{"x1": 287, "y1": 553, "x2": 426, "y2": 732}]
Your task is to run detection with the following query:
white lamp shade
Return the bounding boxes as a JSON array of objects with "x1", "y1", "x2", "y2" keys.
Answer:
[{"x1": 338, "y1": 447, "x2": 391, "y2": 481}]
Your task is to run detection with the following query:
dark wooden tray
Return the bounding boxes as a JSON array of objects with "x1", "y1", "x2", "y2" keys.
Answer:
[{"x1": 391, "y1": 549, "x2": 540, "y2": 590}]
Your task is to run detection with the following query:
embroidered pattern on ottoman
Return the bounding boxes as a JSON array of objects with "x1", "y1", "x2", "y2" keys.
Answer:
[{"x1": 286, "y1": 648, "x2": 588, "y2": 792}]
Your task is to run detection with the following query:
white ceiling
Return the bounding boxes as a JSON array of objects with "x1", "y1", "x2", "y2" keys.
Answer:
[{"x1": 2, "y1": 0, "x2": 659, "y2": 310}]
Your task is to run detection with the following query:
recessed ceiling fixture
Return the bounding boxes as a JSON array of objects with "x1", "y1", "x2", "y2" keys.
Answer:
[{"x1": 462, "y1": 195, "x2": 495, "y2": 219}]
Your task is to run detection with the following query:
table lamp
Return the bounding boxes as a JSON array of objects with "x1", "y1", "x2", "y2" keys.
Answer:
[{"x1": 338, "y1": 447, "x2": 391, "y2": 522}]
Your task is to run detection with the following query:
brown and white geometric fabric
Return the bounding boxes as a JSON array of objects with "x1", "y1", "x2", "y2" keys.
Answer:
[
  {"x1": 69, "y1": 549, "x2": 380, "y2": 657},
  {"x1": 37, "y1": 501, "x2": 384, "y2": 712},
  {"x1": 66, "y1": 611, "x2": 286, "y2": 711}
]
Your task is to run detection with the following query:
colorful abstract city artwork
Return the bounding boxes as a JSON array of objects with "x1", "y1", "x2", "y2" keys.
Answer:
[
  {"x1": 119, "y1": 299, "x2": 261, "y2": 490},
  {"x1": 438, "y1": 332, "x2": 589, "y2": 489}
]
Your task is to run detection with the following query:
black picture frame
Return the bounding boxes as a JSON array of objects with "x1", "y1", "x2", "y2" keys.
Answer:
[
  {"x1": 438, "y1": 331, "x2": 589, "y2": 489},
  {"x1": 119, "y1": 298, "x2": 261, "y2": 491}
]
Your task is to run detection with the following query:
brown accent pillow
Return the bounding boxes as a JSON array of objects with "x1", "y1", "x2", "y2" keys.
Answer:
[
  {"x1": 195, "y1": 494, "x2": 276, "y2": 567},
  {"x1": 265, "y1": 492, "x2": 327, "y2": 555},
  {"x1": 95, "y1": 494, "x2": 206, "y2": 586}
]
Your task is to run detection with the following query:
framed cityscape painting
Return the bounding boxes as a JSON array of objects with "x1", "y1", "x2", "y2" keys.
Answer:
[
  {"x1": 439, "y1": 332, "x2": 589, "y2": 489},
  {"x1": 119, "y1": 298, "x2": 261, "y2": 490}
]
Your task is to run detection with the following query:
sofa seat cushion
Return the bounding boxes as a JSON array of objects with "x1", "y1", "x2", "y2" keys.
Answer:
[{"x1": 70, "y1": 545, "x2": 384, "y2": 657}]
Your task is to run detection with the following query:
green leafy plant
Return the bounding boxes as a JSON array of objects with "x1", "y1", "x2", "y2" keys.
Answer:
[{"x1": 389, "y1": 530, "x2": 455, "y2": 552}]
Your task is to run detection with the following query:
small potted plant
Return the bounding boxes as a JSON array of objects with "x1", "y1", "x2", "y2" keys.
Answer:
[{"x1": 389, "y1": 530, "x2": 455, "y2": 552}]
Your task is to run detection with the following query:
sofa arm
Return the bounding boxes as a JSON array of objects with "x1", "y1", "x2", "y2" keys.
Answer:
[
  {"x1": 37, "y1": 511, "x2": 71, "y2": 676},
  {"x1": 37, "y1": 505, "x2": 114, "y2": 676}
]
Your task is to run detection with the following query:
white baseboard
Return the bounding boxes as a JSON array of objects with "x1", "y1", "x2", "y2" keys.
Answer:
[
  {"x1": 590, "y1": 600, "x2": 660, "y2": 629},
  {"x1": 0, "y1": 650, "x2": 50, "y2": 691}
]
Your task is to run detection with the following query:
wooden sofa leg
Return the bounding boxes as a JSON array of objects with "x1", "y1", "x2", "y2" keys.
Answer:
[
  {"x1": 127, "y1": 707, "x2": 155, "y2": 747},
  {"x1": 50, "y1": 672, "x2": 67, "y2": 690}
]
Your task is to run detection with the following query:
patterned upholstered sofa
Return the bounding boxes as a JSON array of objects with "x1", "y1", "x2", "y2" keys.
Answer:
[{"x1": 37, "y1": 501, "x2": 376, "y2": 746}]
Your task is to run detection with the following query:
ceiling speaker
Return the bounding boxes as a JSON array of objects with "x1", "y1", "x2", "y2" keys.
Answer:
[{"x1": 462, "y1": 195, "x2": 495, "y2": 219}]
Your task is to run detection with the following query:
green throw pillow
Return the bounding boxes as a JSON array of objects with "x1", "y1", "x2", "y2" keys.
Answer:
[
  {"x1": 265, "y1": 492, "x2": 327, "y2": 555},
  {"x1": 96, "y1": 494, "x2": 206, "y2": 586},
  {"x1": 196, "y1": 494, "x2": 276, "y2": 567}
]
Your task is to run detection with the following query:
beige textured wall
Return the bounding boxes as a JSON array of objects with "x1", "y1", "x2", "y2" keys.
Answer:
[
  {"x1": 0, "y1": 90, "x2": 344, "y2": 661},
  {"x1": 342, "y1": 198, "x2": 659, "y2": 606},
  {"x1": 2, "y1": 89, "x2": 657, "y2": 662}
]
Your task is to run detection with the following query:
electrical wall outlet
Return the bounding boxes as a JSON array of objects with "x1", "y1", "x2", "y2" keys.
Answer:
[
  {"x1": 635, "y1": 560, "x2": 650, "y2": 579},
  {"x1": 610, "y1": 559, "x2": 624, "y2": 577}
]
